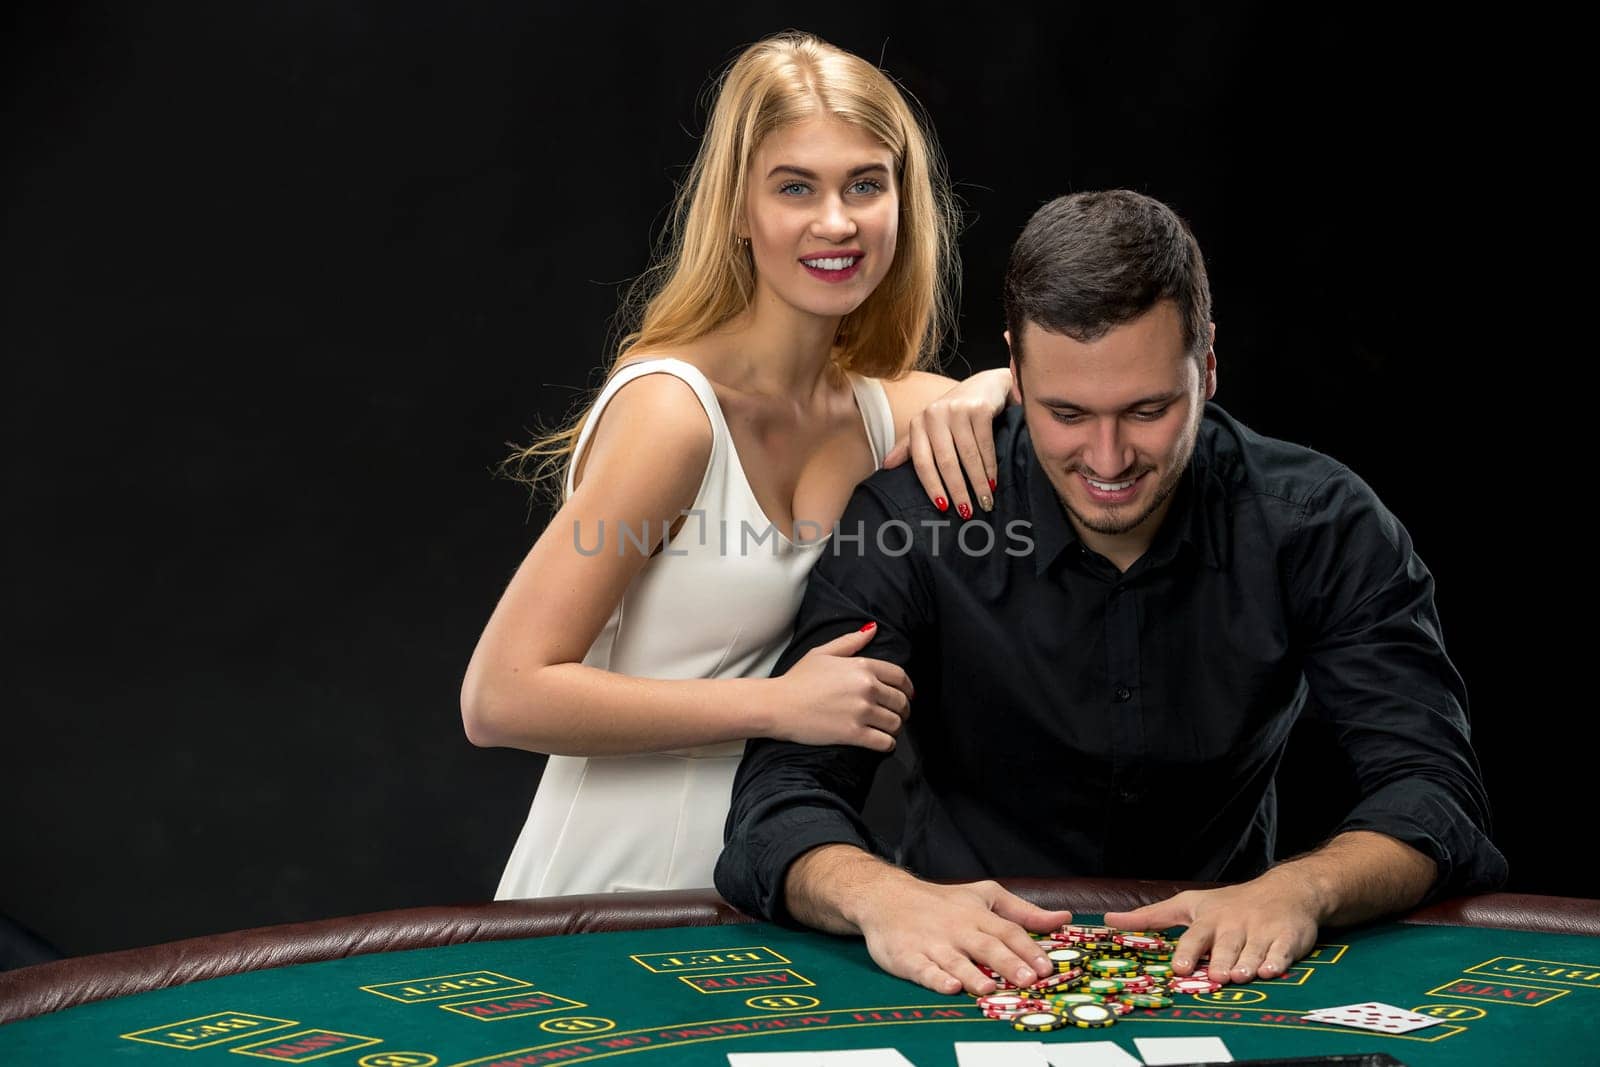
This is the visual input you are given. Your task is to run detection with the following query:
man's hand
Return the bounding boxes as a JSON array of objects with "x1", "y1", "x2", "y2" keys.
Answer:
[
  {"x1": 787, "y1": 847, "x2": 1072, "y2": 997},
  {"x1": 853, "y1": 877, "x2": 1074, "y2": 996},
  {"x1": 1104, "y1": 869, "x2": 1323, "y2": 985}
]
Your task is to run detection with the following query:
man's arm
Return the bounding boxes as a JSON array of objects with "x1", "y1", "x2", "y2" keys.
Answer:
[
  {"x1": 716, "y1": 480, "x2": 1070, "y2": 995},
  {"x1": 1111, "y1": 466, "x2": 1505, "y2": 983},
  {"x1": 1106, "y1": 830, "x2": 1435, "y2": 983}
]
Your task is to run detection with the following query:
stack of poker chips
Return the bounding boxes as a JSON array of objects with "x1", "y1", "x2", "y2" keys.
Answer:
[{"x1": 972, "y1": 924, "x2": 1223, "y2": 1032}]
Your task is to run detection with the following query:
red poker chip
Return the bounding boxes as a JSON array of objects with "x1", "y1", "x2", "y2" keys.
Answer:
[
  {"x1": 977, "y1": 994, "x2": 1028, "y2": 1009},
  {"x1": 1114, "y1": 934, "x2": 1162, "y2": 950},
  {"x1": 1169, "y1": 978, "x2": 1222, "y2": 994}
]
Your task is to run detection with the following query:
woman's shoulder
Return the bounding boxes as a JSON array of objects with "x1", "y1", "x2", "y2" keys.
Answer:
[
  {"x1": 570, "y1": 367, "x2": 714, "y2": 500},
  {"x1": 873, "y1": 369, "x2": 957, "y2": 435}
]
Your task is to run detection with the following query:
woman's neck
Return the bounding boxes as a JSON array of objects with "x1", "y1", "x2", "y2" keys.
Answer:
[{"x1": 712, "y1": 289, "x2": 844, "y2": 401}]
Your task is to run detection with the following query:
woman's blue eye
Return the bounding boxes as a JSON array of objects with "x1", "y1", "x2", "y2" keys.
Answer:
[
  {"x1": 779, "y1": 182, "x2": 811, "y2": 195},
  {"x1": 850, "y1": 179, "x2": 884, "y2": 194}
]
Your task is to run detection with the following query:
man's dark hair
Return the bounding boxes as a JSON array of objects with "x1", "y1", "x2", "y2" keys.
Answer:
[{"x1": 1004, "y1": 189, "x2": 1212, "y2": 365}]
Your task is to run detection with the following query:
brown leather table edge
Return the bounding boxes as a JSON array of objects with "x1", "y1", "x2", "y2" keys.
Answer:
[{"x1": 3, "y1": 882, "x2": 1595, "y2": 1026}]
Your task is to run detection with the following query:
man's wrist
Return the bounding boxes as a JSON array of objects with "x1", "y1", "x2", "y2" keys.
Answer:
[
  {"x1": 1257, "y1": 860, "x2": 1336, "y2": 924},
  {"x1": 786, "y1": 844, "x2": 897, "y2": 933}
]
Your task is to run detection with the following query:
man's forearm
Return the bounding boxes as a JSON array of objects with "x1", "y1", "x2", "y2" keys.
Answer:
[
  {"x1": 784, "y1": 843, "x2": 913, "y2": 935},
  {"x1": 1264, "y1": 830, "x2": 1437, "y2": 927}
]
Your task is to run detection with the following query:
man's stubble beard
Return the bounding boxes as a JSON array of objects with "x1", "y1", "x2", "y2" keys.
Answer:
[{"x1": 1058, "y1": 410, "x2": 1201, "y2": 538}]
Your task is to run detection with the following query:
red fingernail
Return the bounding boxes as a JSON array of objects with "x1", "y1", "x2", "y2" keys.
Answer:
[
  {"x1": 988, "y1": 477, "x2": 997, "y2": 491},
  {"x1": 958, "y1": 502, "x2": 972, "y2": 520},
  {"x1": 858, "y1": 621, "x2": 877, "y2": 632},
  {"x1": 934, "y1": 496, "x2": 948, "y2": 512}
]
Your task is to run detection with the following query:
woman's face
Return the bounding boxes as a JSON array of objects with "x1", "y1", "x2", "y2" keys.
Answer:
[{"x1": 743, "y1": 116, "x2": 899, "y2": 322}]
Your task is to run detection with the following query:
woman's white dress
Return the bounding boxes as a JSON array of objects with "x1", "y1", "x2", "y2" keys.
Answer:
[{"x1": 495, "y1": 357, "x2": 897, "y2": 898}]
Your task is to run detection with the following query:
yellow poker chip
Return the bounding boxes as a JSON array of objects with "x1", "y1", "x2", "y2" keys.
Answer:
[
  {"x1": 1011, "y1": 1010, "x2": 1066, "y2": 1032},
  {"x1": 1064, "y1": 1002, "x2": 1117, "y2": 1028}
]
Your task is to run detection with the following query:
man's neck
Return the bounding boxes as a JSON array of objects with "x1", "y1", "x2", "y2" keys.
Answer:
[{"x1": 1069, "y1": 494, "x2": 1177, "y2": 574}]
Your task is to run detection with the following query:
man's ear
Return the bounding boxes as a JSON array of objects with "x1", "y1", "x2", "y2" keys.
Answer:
[
  {"x1": 1204, "y1": 322, "x2": 1218, "y2": 400},
  {"x1": 1004, "y1": 330, "x2": 1023, "y2": 405}
]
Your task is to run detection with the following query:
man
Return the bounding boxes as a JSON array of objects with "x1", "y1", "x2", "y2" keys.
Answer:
[{"x1": 715, "y1": 190, "x2": 1505, "y2": 998}]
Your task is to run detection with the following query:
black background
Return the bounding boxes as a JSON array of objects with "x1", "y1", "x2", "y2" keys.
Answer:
[{"x1": 3, "y1": 2, "x2": 1576, "y2": 961}]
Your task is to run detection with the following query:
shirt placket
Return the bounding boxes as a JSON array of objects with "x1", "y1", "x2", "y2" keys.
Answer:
[{"x1": 1104, "y1": 578, "x2": 1145, "y2": 820}]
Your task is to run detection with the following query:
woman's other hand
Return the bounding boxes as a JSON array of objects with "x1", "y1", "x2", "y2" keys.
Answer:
[{"x1": 767, "y1": 623, "x2": 914, "y2": 752}]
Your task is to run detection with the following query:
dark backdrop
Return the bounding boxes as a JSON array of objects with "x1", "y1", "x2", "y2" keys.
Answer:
[{"x1": 3, "y1": 1, "x2": 1571, "y2": 960}]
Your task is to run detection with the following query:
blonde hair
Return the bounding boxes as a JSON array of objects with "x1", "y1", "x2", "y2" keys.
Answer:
[{"x1": 502, "y1": 31, "x2": 960, "y2": 502}]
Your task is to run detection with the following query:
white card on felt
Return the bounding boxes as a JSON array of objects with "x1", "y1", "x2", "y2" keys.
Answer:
[
  {"x1": 1134, "y1": 1035, "x2": 1234, "y2": 1064},
  {"x1": 954, "y1": 1041, "x2": 1048, "y2": 1067},
  {"x1": 728, "y1": 1052, "x2": 914, "y2": 1066},
  {"x1": 1043, "y1": 1040, "x2": 1144, "y2": 1066},
  {"x1": 1301, "y1": 1001, "x2": 1440, "y2": 1034}
]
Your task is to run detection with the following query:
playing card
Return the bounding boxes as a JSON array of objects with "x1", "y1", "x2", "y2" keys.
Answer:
[{"x1": 1301, "y1": 1001, "x2": 1441, "y2": 1034}]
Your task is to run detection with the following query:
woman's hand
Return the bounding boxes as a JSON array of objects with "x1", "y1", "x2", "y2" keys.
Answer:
[
  {"x1": 883, "y1": 368, "x2": 1015, "y2": 520},
  {"x1": 766, "y1": 624, "x2": 914, "y2": 752}
]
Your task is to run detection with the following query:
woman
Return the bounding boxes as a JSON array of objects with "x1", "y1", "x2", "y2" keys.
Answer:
[{"x1": 462, "y1": 32, "x2": 1013, "y2": 898}]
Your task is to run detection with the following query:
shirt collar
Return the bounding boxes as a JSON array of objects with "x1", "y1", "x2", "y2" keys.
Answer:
[{"x1": 1018, "y1": 417, "x2": 1230, "y2": 577}]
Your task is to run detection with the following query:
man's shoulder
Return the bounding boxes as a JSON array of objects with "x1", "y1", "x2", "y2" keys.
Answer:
[
  {"x1": 856, "y1": 406, "x2": 1031, "y2": 518},
  {"x1": 1200, "y1": 404, "x2": 1372, "y2": 512}
]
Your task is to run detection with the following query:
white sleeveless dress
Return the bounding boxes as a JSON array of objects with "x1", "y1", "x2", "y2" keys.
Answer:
[{"x1": 495, "y1": 357, "x2": 897, "y2": 898}]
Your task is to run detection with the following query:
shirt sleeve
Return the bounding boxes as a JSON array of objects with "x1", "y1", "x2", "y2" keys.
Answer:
[
  {"x1": 715, "y1": 480, "x2": 937, "y2": 925},
  {"x1": 1288, "y1": 466, "x2": 1508, "y2": 899}
]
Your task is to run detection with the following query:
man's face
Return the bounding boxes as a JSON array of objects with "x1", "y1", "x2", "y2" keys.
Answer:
[{"x1": 1009, "y1": 302, "x2": 1216, "y2": 558}]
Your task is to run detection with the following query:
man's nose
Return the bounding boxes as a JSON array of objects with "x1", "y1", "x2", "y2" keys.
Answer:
[{"x1": 1084, "y1": 418, "x2": 1134, "y2": 478}]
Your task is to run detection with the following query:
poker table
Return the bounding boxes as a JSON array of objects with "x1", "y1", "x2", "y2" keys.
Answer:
[{"x1": 3, "y1": 880, "x2": 1598, "y2": 1066}]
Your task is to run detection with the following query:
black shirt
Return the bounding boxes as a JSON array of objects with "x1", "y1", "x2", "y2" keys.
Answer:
[{"x1": 715, "y1": 403, "x2": 1506, "y2": 925}]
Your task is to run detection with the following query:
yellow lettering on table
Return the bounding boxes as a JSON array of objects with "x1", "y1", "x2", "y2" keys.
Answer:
[
  {"x1": 122, "y1": 1012, "x2": 297, "y2": 1050},
  {"x1": 629, "y1": 946, "x2": 791, "y2": 973},
  {"x1": 538, "y1": 1016, "x2": 616, "y2": 1035},
  {"x1": 1465, "y1": 957, "x2": 1600, "y2": 989},
  {"x1": 362, "y1": 971, "x2": 531, "y2": 1004}
]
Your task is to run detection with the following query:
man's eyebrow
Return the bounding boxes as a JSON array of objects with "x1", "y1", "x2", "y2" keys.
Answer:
[
  {"x1": 1039, "y1": 390, "x2": 1187, "y2": 410},
  {"x1": 765, "y1": 163, "x2": 892, "y2": 180}
]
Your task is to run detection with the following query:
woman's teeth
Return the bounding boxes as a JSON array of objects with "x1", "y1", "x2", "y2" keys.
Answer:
[{"x1": 802, "y1": 256, "x2": 857, "y2": 270}]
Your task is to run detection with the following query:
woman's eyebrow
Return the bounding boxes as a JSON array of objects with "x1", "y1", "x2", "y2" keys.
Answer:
[{"x1": 765, "y1": 162, "x2": 891, "y2": 180}]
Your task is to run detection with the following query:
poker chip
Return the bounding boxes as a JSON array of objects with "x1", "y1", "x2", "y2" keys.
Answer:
[
  {"x1": 976, "y1": 994, "x2": 1030, "y2": 1011},
  {"x1": 1063, "y1": 1002, "x2": 1117, "y2": 1029},
  {"x1": 1031, "y1": 970, "x2": 1081, "y2": 992},
  {"x1": 1169, "y1": 977, "x2": 1223, "y2": 994},
  {"x1": 979, "y1": 923, "x2": 1196, "y2": 1032},
  {"x1": 1040, "y1": 993, "x2": 1101, "y2": 1008},
  {"x1": 1121, "y1": 993, "x2": 1175, "y2": 1008},
  {"x1": 1114, "y1": 933, "x2": 1163, "y2": 951},
  {"x1": 1087, "y1": 957, "x2": 1137, "y2": 976}
]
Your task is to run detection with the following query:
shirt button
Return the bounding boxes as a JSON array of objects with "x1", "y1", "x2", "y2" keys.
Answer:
[{"x1": 1113, "y1": 686, "x2": 1132, "y2": 703}]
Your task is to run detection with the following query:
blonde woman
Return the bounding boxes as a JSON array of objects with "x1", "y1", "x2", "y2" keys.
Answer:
[{"x1": 462, "y1": 32, "x2": 1014, "y2": 898}]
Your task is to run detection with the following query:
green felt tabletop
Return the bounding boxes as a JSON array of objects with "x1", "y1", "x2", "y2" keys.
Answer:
[{"x1": 2, "y1": 916, "x2": 1597, "y2": 1065}]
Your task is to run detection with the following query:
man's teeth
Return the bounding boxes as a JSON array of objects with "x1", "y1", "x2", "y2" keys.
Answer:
[
  {"x1": 1086, "y1": 476, "x2": 1136, "y2": 491},
  {"x1": 802, "y1": 256, "x2": 857, "y2": 270}
]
